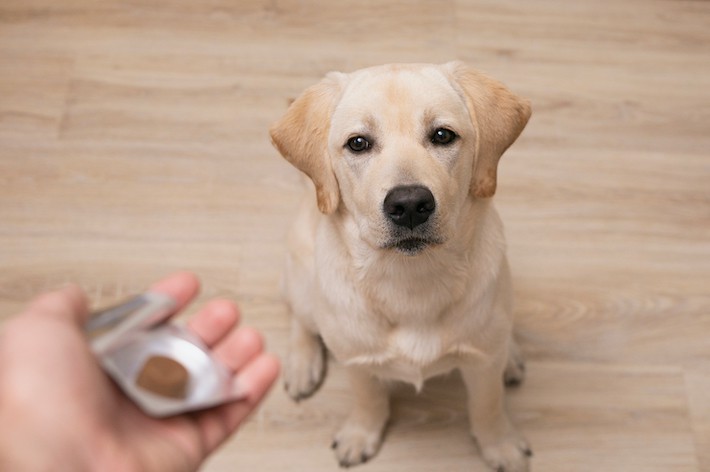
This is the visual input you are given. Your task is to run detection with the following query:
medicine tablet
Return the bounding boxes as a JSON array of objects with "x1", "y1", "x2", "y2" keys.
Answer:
[{"x1": 136, "y1": 355, "x2": 189, "y2": 399}]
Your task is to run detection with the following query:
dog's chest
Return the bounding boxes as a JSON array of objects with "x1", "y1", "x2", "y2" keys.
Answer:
[
  {"x1": 315, "y1": 238, "x2": 487, "y2": 387},
  {"x1": 388, "y1": 326, "x2": 442, "y2": 365},
  {"x1": 336, "y1": 321, "x2": 478, "y2": 390}
]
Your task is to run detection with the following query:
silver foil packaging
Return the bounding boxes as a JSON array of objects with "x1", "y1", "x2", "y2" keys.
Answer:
[{"x1": 86, "y1": 293, "x2": 242, "y2": 417}]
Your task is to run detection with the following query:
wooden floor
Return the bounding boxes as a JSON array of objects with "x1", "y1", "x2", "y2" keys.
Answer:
[{"x1": 1, "y1": 1, "x2": 709, "y2": 470}]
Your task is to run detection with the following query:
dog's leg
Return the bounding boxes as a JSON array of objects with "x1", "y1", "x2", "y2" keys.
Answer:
[
  {"x1": 332, "y1": 368, "x2": 390, "y2": 467},
  {"x1": 503, "y1": 338, "x2": 526, "y2": 387},
  {"x1": 284, "y1": 318, "x2": 326, "y2": 401},
  {"x1": 460, "y1": 356, "x2": 531, "y2": 472}
]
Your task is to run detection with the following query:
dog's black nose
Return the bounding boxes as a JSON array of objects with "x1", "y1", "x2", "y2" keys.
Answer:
[{"x1": 383, "y1": 185, "x2": 436, "y2": 229}]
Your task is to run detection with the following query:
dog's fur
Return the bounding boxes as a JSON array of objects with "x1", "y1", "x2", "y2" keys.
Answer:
[{"x1": 270, "y1": 62, "x2": 531, "y2": 471}]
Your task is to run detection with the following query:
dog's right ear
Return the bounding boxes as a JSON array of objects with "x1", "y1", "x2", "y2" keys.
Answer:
[{"x1": 269, "y1": 73, "x2": 346, "y2": 214}]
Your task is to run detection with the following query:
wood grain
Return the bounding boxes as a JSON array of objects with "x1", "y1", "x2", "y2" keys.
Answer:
[{"x1": 1, "y1": 0, "x2": 708, "y2": 470}]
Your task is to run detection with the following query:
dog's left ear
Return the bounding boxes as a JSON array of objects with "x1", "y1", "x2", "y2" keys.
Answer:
[
  {"x1": 445, "y1": 62, "x2": 532, "y2": 198},
  {"x1": 270, "y1": 73, "x2": 346, "y2": 214}
]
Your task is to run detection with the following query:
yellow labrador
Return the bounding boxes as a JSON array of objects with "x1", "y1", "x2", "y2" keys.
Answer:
[{"x1": 270, "y1": 62, "x2": 531, "y2": 472}]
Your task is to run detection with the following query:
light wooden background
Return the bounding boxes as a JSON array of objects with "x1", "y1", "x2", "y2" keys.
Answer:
[{"x1": 1, "y1": 1, "x2": 709, "y2": 471}]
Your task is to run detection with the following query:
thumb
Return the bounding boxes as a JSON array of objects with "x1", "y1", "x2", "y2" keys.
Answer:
[{"x1": 25, "y1": 284, "x2": 90, "y2": 326}]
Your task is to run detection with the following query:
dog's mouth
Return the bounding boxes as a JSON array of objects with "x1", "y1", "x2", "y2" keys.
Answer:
[{"x1": 384, "y1": 237, "x2": 441, "y2": 255}]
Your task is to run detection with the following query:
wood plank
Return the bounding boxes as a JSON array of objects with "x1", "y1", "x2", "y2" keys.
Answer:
[{"x1": 1, "y1": 0, "x2": 708, "y2": 470}]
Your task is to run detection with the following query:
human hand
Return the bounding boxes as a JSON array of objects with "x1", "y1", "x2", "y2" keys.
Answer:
[{"x1": 0, "y1": 272, "x2": 280, "y2": 472}]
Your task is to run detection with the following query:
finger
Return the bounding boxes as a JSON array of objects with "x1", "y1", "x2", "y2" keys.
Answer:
[
  {"x1": 25, "y1": 284, "x2": 89, "y2": 325},
  {"x1": 213, "y1": 327, "x2": 264, "y2": 372},
  {"x1": 225, "y1": 353, "x2": 281, "y2": 428},
  {"x1": 148, "y1": 271, "x2": 200, "y2": 310},
  {"x1": 194, "y1": 353, "x2": 281, "y2": 453},
  {"x1": 186, "y1": 299, "x2": 240, "y2": 348},
  {"x1": 187, "y1": 353, "x2": 280, "y2": 455}
]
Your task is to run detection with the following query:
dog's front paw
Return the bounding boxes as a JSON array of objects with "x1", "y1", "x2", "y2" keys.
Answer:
[
  {"x1": 332, "y1": 421, "x2": 385, "y2": 468},
  {"x1": 284, "y1": 336, "x2": 326, "y2": 402},
  {"x1": 478, "y1": 432, "x2": 532, "y2": 472}
]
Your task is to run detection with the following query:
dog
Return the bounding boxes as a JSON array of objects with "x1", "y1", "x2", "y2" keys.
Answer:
[{"x1": 270, "y1": 62, "x2": 532, "y2": 472}]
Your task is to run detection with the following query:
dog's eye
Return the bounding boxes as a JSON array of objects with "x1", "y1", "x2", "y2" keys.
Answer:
[
  {"x1": 346, "y1": 136, "x2": 371, "y2": 153},
  {"x1": 431, "y1": 128, "x2": 458, "y2": 146}
]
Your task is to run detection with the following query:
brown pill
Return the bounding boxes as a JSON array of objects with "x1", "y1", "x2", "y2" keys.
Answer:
[{"x1": 136, "y1": 355, "x2": 189, "y2": 399}]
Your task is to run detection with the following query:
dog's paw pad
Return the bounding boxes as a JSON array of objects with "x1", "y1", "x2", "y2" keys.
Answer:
[
  {"x1": 479, "y1": 435, "x2": 531, "y2": 472},
  {"x1": 284, "y1": 341, "x2": 326, "y2": 402},
  {"x1": 333, "y1": 424, "x2": 384, "y2": 468}
]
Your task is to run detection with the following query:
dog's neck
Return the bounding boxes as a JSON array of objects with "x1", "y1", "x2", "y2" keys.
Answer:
[{"x1": 320, "y1": 198, "x2": 506, "y2": 326}]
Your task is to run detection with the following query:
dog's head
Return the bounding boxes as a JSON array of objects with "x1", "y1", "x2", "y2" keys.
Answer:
[{"x1": 270, "y1": 62, "x2": 531, "y2": 255}]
